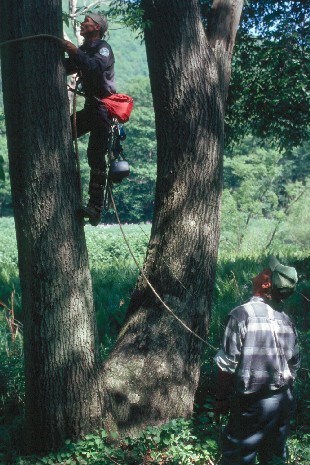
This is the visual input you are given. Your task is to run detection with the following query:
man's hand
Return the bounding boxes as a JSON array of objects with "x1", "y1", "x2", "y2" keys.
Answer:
[{"x1": 62, "y1": 40, "x2": 78, "y2": 55}]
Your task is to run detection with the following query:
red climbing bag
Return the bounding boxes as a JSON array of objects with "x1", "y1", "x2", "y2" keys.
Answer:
[{"x1": 102, "y1": 93, "x2": 134, "y2": 123}]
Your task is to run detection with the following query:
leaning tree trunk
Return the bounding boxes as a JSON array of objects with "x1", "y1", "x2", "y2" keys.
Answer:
[
  {"x1": 102, "y1": 0, "x2": 243, "y2": 435},
  {"x1": 0, "y1": 0, "x2": 102, "y2": 453}
]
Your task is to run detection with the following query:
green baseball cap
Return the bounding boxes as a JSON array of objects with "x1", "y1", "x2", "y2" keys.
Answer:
[
  {"x1": 87, "y1": 13, "x2": 107, "y2": 28},
  {"x1": 269, "y1": 256, "x2": 298, "y2": 291}
]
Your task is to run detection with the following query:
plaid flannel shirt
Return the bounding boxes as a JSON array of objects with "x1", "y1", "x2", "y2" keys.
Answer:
[{"x1": 214, "y1": 296, "x2": 300, "y2": 395}]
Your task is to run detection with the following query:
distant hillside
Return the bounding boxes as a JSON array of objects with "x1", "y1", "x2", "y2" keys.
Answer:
[{"x1": 107, "y1": 25, "x2": 149, "y2": 92}]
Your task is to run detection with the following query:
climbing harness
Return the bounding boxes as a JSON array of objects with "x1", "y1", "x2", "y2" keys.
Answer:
[{"x1": 86, "y1": 118, "x2": 129, "y2": 211}]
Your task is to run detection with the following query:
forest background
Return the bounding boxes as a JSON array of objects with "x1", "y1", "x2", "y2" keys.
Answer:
[{"x1": 0, "y1": 0, "x2": 309, "y2": 463}]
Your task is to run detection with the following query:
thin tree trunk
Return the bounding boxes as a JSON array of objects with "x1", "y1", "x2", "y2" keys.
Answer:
[
  {"x1": 67, "y1": 0, "x2": 83, "y2": 112},
  {"x1": 0, "y1": 0, "x2": 102, "y2": 453},
  {"x1": 102, "y1": 0, "x2": 243, "y2": 435},
  {"x1": 265, "y1": 187, "x2": 307, "y2": 249}
]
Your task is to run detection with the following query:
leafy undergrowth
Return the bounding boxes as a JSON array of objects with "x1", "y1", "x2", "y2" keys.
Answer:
[
  {"x1": 5, "y1": 416, "x2": 309, "y2": 465},
  {"x1": 0, "y1": 307, "x2": 308, "y2": 464}
]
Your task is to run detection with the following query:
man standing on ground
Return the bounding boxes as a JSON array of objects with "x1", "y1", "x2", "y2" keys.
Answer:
[
  {"x1": 214, "y1": 257, "x2": 300, "y2": 465},
  {"x1": 63, "y1": 13, "x2": 116, "y2": 225}
]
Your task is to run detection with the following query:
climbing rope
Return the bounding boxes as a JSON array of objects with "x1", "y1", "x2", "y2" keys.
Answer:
[
  {"x1": 109, "y1": 187, "x2": 217, "y2": 351},
  {"x1": 0, "y1": 32, "x2": 218, "y2": 351},
  {"x1": 0, "y1": 34, "x2": 63, "y2": 48},
  {"x1": 71, "y1": 82, "x2": 83, "y2": 202},
  {"x1": 138, "y1": 224, "x2": 199, "y2": 300}
]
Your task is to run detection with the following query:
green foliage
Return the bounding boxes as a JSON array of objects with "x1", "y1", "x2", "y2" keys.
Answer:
[
  {"x1": 226, "y1": 34, "x2": 310, "y2": 150},
  {"x1": 220, "y1": 137, "x2": 310, "y2": 255},
  {"x1": 0, "y1": 220, "x2": 21, "y2": 325},
  {"x1": 6, "y1": 414, "x2": 310, "y2": 464},
  {"x1": 108, "y1": 28, "x2": 149, "y2": 92},
  {"x1": 103, "y1": 1, "x2": 310, "y2": 150},
  {"x1": 0, "y1": 317, "x2": 24, "y2": 411},
  {"x1": 0, "y1": 312, "x2": 24, "y2": 462},
  {"x1": 4, "y1": 417, "x2": 220, "y2": 465},
  {"x1": 226, "y1": 1, "x2": 310, "y2": 150},
  {"x1": 240, "y1": 1, "x2": 309, "y2": 42},
  {"x1": 225, "y1": 1, "x2": 310, "y2": 149},
  {"x1": 119, "y1": 418, "x2": 219, "y2": 465},
  {"x1": 108, "y1": 0, "x2": 151, "y2": 37},
  {"x1": 85, "y1": 222, "x2": 150, "y2": 343}
]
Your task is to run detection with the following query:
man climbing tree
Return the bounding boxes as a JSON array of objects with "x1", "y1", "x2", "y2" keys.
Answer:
[{"x1": 64, "y1": 13, "x2": 116, "y2": 226}]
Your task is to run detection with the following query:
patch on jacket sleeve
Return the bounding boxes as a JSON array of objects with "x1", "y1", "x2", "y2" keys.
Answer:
[{"x1": 99, "y1": 47, "x2": 110, "y2": 57}]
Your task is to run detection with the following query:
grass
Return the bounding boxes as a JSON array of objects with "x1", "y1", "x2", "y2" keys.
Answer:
[{"x1": 0, "y1": 217, "x2": 309, "y2": 464}]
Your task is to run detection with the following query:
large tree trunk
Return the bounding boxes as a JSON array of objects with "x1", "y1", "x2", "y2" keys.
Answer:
[
  {"x1": 102, "y1": 0, "x2": 243, "y2": 435},
  {"x1": 0, "y1": 0, "x2": 102, "y2": 453}
]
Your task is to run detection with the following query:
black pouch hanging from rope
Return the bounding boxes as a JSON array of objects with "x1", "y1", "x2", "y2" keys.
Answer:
[{"x1": 108, "y1": 123, "x2": 130, "y2": 183}]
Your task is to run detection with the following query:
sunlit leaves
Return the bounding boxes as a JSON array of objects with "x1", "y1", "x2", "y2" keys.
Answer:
[
  {"x1": 108, "y1": 0, "x2": 150, "y2": 35},
  {"x1": 226, "y1": 33, "x2": 310, "y2": 150},
  {"x1": 105, "y1": 1, "x2": 309, "y2": 151}
]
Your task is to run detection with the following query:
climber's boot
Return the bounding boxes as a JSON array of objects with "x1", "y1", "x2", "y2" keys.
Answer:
[
  {"x1": 79, "y1": 203, "x2": 102, "y2": 226},
  {"x1": 80, "y1": 168, "x2": 106, "y2": 226}
]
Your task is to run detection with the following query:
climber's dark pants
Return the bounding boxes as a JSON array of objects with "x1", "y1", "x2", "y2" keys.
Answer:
[
  {"x1": 71, "y1": 99, "x2": 110, "y2": 209},
  {"x1": 71, "y1": 99, "x2": 110, "y2": 171},
  {"x1": 220, "y1": 387, "x2": 295, "y2": 465}
]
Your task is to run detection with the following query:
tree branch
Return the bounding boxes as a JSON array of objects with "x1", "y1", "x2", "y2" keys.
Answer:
[
  {"x1": 207, "y1": 0, "x2": 244, "y2": 57},
  {"x1": 265, "y1": 187, "x2": 307, "y2": 249},
  {"x1": 76, "y1": 1, "x2": 107, "y2": 18}
]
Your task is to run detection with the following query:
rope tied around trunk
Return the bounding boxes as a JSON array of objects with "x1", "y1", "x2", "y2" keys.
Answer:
[{"x1": 0, "y1": 34, "x2": 64, "y2": 48}]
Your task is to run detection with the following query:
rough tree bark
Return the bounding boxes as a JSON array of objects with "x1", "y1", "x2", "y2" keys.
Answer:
[
  {"x1": 102, "y1": 0, "x2": 243, "y2": 435},
  {"x1": 0, "y1": 0, "x2": 102, "y2": 452}
]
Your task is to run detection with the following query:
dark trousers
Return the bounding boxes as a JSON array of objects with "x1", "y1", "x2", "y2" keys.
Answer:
[
  {"x1": 71, "y1": 99, "x2": 110, "y2": 208},
  {"x1": 220, "y1": 387, "x2": 295, "y2": 465},
  {"x1": 72, "y1": 99, "x2": 110, "y2": 171}
]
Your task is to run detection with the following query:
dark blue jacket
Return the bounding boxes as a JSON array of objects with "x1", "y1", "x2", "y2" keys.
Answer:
[{"x1": 66, "y1": 39, "x2": 116, "y2": 98}]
